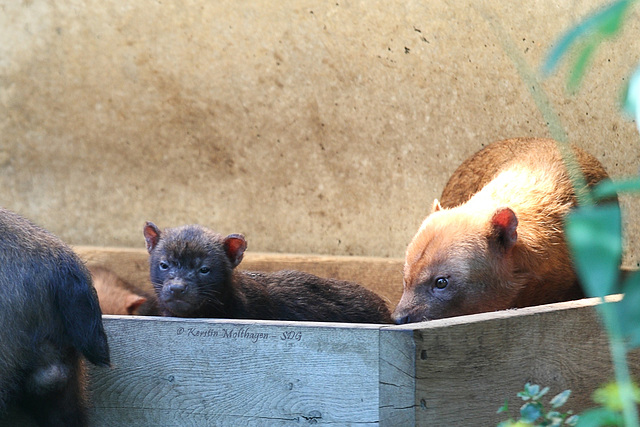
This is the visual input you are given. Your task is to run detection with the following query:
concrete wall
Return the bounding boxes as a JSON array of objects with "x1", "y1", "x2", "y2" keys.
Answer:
[{"x1": 1, "y1": 0, "x2": 639, "y2": 267}]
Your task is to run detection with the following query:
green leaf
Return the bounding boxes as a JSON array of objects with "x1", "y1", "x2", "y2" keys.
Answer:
[
  {"x1": 592, "y1": 381, "x2": 640, "y2": 411},
  {"x1": 592, "y1": 177, "x2": 640, "y2": 201},
  {"x1": 597, "y1": 0, "x2": 633, "y2": 36},
  {"x1": 546, "y1": 411, "x2": 565, "y2": 427},
  {"x1": 542, "y1": 0, "x2": 633, "y2": 77},
  {"x1": 565, "y1": 414, "x2": 579, "y2": 426},
  {"x1": 548, "y1": 419, "x2": 564, "y2": 427},
  {"x1": 520, "y1": 402, "x2": 543, "y2": 423},
  {"x1": 576, "y1": 407, "x2": 623, "y2": 427},
  {"x1": 550, "y1": 390, "x2": 572, "y2": 408},
  {"x1": 546, "y1": 410, "x2": 562, "y2": 419},
  {"x1": 534, "y1": 386, "x2": 550, "y2": 401},
  {"x1": 567, "y1": 40, "x2": 597, "y2": 93},
  {"x1": 519, "y1": 384, "x2": 534, "y2": 400},
  {"x1": 623, "y1": 64, "x2": 640, "y2": 133},
  {"x1": 618, "y1": 270, "x2": 640, "y2": 347},
  {"x1": 499, "y1": 422, "x2": 533, "y2": 427},
  {"x1": 565, "y1": 204, "x2": 622, "y2": 297},
  {"x1": 518, "y1": 392, "x2": 531, "y2": 401},
  {"x1": 498, "y1": 400, "x2": 510, "y2": 414},
  {"x1": 527, "y1": 383, "x2": 540, "y2": 397}
]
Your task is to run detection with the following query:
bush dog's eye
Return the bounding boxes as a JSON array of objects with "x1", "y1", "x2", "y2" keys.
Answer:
[
  {"x1": 199, "y1": 267, "x2": 210, "y2": 274},
  {"x1": 159, "y1": 261, "x2": 169, "y2": 271},
  {"x1": 435, "y1": 277, "x2": 448, "y2": 289}
]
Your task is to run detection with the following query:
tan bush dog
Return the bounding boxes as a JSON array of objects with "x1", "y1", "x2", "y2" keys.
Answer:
[{"x1": 393, "y1": 138, "x2": 613, "y2": 323}]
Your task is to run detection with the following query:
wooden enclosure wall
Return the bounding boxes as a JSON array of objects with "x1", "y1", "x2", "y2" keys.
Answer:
[{"x1": 84, "y1": 299, "x2": 639, "y2": 426}]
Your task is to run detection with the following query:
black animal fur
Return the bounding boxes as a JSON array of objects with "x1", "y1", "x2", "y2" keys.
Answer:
[{"x1": 0, "y1": 208, "x2": 110, "y2": 427}]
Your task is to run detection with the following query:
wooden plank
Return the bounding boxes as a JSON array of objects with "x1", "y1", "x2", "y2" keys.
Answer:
[
  {"x1": 88, "y1": 316, "x2": 383, "y2": 426},
  {"x1": 74, "y1": 246, "x2": 404, "y2": 306},
  {"x1": 404, "y1": 297, "x2": 640, "y2": 426},
  {"x1": 379, "y1": 328, "x2": 416, "y2": 426}
]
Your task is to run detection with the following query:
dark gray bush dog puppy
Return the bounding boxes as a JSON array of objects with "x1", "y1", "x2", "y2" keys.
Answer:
[
  {"x1": 0, "y1": 208, "x2": 110, "y2": 427},
  {"x1": 144, "y1": 222, "x2": 392, "y2": 323}
]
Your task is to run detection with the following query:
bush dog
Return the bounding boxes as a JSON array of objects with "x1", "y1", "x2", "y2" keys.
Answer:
[
  {"x1": 89, "y1": 266, "x2": 158, "y2": 316},
  {"x1": 0, "y1": 208, "x2": 110, "y2": 426},
  {"x1": 393, "y1": 137, "x2": 613, "y2": 323},
  {"x1": 143, "y1": 222, "x2": 392, "y2": 323}
]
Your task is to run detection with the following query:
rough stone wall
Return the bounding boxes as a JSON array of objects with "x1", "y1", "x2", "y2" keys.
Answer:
[{"x1": 1, "y1": 0, "x2": 638, "y2": 267}]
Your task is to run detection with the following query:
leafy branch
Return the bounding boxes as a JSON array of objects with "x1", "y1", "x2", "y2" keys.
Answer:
[
  {"x1": 497, "y1": 383, "x2": 578, "y2": 427},
  {"x1": 540, "y1": 1, "x2": 640, "y2": 426}
]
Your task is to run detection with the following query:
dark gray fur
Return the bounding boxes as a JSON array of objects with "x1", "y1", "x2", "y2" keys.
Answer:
[
  {"x1": 144, "y1": 222, "x2": 392, "y2": 323},
  {"x1": 0, "y1": 208, "x2": 109, "y2": 427}
]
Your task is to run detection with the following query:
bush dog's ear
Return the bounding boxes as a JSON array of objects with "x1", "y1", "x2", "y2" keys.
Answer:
[
  {"x1": 125, "y1": 295, "x2": 147, "y2": 315},
  {"x1": 224, "y1": 234, "x2": 247, "y2": 268},
  {"x1": 143, "y1": 222, "x2": 162, "y2": 253},
  {"x1": 490, "y1": 207, "x2": 518, "y2": 252},
  {"x1": 431, "y1": 199, "x2": 442, "y2": 213}
]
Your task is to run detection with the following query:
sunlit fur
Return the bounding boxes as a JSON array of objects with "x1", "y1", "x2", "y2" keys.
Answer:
[{"x1": 394, "y1": 138, "x2": 612, "y2": 323}]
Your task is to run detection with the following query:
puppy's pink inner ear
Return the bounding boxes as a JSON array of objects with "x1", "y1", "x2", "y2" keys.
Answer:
[
  {"x1": 491, "y1": 207, "x2": 518, "y2": 251},
  {"x1": 224, "y1": 234, "x2": 247, "y2": 267},
  {"x1": 143, "y1": 222, "x2": 161, "y2": 253}
]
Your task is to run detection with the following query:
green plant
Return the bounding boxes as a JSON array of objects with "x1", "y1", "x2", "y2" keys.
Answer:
[
  {"x1": 541, "y1": 1, "x2": 640, "y2": 426},
  {"x1": 579, "y1": 382, "x2": 640, "y2": 426},
  {"x1": 497, "y1": 383, "x2": 578, "y2": 427},
  {"x1": 496, "y1": 1, "x2": 640, "y2": 426},
  {"x1": 542, "y1": 0, "x2": 638, "y2": 93}
]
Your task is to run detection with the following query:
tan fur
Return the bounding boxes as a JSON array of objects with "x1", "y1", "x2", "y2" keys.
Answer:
[
  {"x1": 90, "y1": 266, "x2": 149, "y2": 315},
  {"x1": 393, "y1": 137, "x2": 612, "y2": 323}
]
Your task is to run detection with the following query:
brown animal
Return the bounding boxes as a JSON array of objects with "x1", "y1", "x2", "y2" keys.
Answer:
[
  {"x1": 0, "y1": 207, "x2": 110, "y2": 426},
  {"x1": 89, "y1": 266, "x2": 158, "y2": 316},
  {"x1": 392, "y1": 137, "x2": 613, "y2": 323},
  {"x1": 143, "y1": 222, "x2": 392, "y2": 323}
]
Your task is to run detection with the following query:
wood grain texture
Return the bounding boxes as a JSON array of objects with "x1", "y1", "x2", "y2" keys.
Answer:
[
  {"x1": 88, "y1": 316, "x2": 383, "y2": 426},
  {"x1": 379, "y1": 328, "x2": 416, "y2": 425},
  {"x1": 408, "y1": 297, "x2": 640, "y2": 426},
  {"x1": 74, "y1": 246, "x2": 405, "y2": 306}
]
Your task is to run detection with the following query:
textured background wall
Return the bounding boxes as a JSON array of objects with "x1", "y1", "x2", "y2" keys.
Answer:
[{"x1": 1, "y1": 0, "x2": 639, "y2": 267}]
